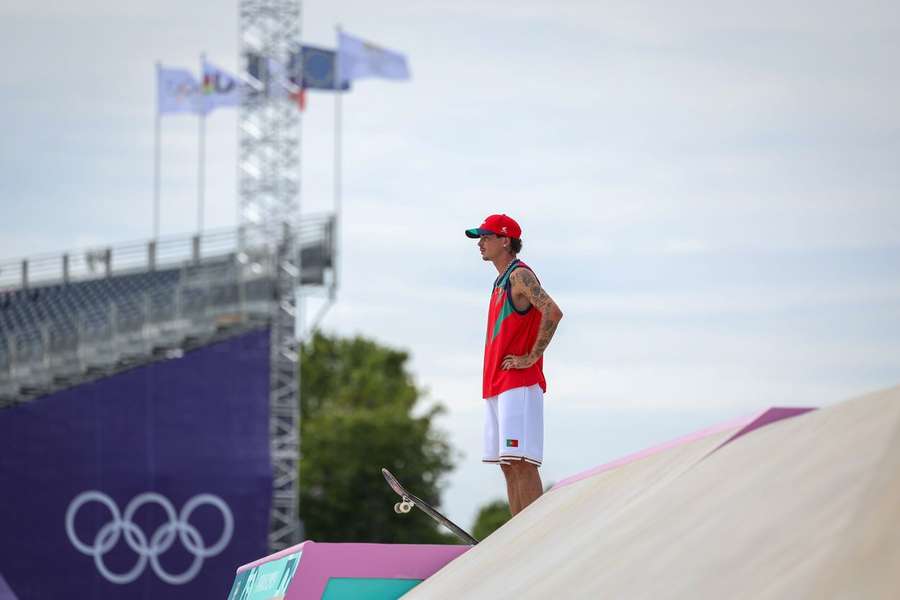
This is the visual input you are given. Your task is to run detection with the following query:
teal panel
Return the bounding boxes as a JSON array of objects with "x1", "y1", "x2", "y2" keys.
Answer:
[
  {"x1": 322, "y1": 577, "x2": 423, "y2": 600},
  {"x1": 226, "y1": 551, "x2": 303, "y2": 600}
]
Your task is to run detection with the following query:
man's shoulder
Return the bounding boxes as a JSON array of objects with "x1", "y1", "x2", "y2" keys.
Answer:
[
  {"x1": 509, "y1": 262, "x2": 540, "y2": 286},
  {"x1": 510, "y1": 259, "x2": 536, "y2": 273}
]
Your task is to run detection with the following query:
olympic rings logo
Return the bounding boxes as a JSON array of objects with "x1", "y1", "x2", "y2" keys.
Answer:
[{"x1": 65, "y1": 491, "x2": 234, "y2": 585}]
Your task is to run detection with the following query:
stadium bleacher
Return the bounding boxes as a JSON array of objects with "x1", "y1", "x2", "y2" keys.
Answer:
[
  {"x1": 0, "y1": 221, "x2": 334, "y2": 406},
  {"x1": 1, "y1": 260, "x2": 267, "y2": 402}
]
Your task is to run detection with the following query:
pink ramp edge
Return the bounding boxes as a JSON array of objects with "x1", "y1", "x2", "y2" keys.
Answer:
[
  {"x1": 237, "y1": 541, "x2": 313, "y2": 574},
  {"x1": 716, "y1": 407, "x2": 815, "y2": 451},
  {"x1": 236, "y1": 542, "x2": 469, "y2": 600},
  {"x1": 0, "y1": 573, "x2": 18, "y2": 600},
  {"x1": 552, "y1": 406, "x2": 815, "y2": 491}
]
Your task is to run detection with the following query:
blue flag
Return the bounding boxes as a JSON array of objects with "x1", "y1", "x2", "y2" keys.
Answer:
[{"x1": 289, "y1": 45, "x2": 350, "y2": 91}]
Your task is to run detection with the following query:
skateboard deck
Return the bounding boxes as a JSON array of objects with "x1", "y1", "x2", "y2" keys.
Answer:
[{"x1": 381, "y1": 468, "x2": 478, "y2": 545}]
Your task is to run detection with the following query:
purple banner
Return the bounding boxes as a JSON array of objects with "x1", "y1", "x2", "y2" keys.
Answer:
[{"x1": 0, "y1": 328, "x2": 272, "y2": 599}]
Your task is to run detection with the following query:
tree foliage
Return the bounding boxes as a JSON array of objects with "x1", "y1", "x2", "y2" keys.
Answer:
[
  {"x1": 298, "y1": 333, "x2": 457, "y2": 543},
  {"x1": 472, "y1": 499, "x2": 512, "y2": 541}
]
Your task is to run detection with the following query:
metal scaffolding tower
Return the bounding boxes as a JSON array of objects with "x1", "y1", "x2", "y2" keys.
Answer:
[{"x1": 238, "y1": 0, "x2": 304, "y2": 550}]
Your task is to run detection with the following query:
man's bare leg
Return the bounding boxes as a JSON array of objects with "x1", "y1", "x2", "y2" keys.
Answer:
[
  {"x1": 501, "y1": 461, "x2": 543, "y2": 516},
  {"x1": 501, "y1": 463, "x2": 522, "y2": 514}
]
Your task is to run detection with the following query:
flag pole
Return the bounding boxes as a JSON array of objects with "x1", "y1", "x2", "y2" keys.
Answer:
[
  {"x1": 333, "y1": 25, "x2": 343, "y2": 300},
  {"x1": 198, "y1": 53, "x2": 207, "y2": 234},
  {"x1": 154, "y1": 62, "x2": 162, "y2": 240},
  {"x1": 198, "y1": 114, "x2": 206, "y2": 233}
]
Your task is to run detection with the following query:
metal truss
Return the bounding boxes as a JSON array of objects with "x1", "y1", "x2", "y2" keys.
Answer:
[
  {"x1": 239, "y1": 0, "x2": 304, "y2": 550},
  {"x1": 238, "y1": 0, "x2": 302, "y2": 233},
  {"x1": 268, "y1": 224, "x2": 302, "y2": 549}
]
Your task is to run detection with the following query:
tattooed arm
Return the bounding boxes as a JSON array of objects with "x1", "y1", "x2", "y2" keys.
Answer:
[{"x1": 501, "y1": 268, "x2": 564, "y2": 370}]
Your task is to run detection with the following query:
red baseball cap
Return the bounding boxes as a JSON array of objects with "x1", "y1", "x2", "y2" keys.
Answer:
[{"x1": 465, "y1": 214, "x2": 522, "y2": 239}]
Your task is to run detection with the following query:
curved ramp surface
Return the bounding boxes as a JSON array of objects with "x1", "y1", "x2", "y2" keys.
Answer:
[{"x1": 405, "y1": 387, "x2": 900, "y2": 599}]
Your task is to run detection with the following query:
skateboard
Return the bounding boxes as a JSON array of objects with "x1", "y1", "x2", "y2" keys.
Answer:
[{"x1": 381, "y1": 468, "x2": 478, "y2": 545}]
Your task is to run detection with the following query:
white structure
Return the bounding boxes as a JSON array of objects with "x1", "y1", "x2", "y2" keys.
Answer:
[{"x1": 239, "y1": 0, "x2": 307, "y2": 550}]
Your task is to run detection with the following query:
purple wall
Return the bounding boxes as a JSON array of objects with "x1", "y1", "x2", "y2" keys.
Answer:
[{"x1": 0, "y1": 328, "x2": 272, "y2": 599}]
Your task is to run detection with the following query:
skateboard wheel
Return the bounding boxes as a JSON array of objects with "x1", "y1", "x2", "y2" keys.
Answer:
[
  {"x1": 394, "y1": 503, "x2": 402, "y2": 514},
  {"x1": 400, "y1": 502, "x2": 412, "y2": 514}
]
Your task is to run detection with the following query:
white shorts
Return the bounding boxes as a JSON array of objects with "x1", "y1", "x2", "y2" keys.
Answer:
[{"x1": 482, "y1": 384, "x2": 544, "y2": 467}]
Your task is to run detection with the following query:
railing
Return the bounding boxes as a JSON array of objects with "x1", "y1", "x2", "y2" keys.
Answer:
[
  {"x1": 0, "y1": 215, "x2": 334, "y2": 291},
  {"x1": 0, "y1": 260, "x2": 267, "y2": 396}
]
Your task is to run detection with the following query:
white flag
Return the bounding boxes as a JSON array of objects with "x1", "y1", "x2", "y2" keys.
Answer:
[
  {"x1": 265, "y1": 57, "x2": 295, "y2": 98},
  {"x1": 244, "y1": 53, "x2": 305, "y2": 109},
  {"x1": 337, "y1": 31, "x2": 410, "y2": 84},
  {"x1": 201, "y1": 60, "x2": 243, "y2": 113},
  {"x1": 157, "y1": 66, "x2": 202, "y2": 114},
  {"x1": 266, "y1": 57, "x2": 305, "y2": 108}
]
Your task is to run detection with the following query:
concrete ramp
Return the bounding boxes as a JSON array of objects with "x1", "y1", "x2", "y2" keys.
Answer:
[
  {"x1": 552, "y1": 406, "x2": 812, "y2": 491},
  {"x1": 406, "y1": 387, "x2": 900, "y2": 599}
]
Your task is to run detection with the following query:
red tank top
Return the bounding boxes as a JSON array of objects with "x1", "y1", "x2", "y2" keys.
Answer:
[{"x1": 482, "y1": 259, "x2": 547, "y2": 398}]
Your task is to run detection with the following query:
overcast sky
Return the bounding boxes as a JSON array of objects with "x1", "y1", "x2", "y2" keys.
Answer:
[{"x1": 2, "y1": 0, "x2": 899, "y2": 529}]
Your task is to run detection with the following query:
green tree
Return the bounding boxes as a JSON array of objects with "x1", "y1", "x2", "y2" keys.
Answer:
[
  {"x1": 299, "y1": 333, "x2": 457, "y2": 543},
  {"x1": 472, "y1": 499, "x2": 512, "y2": 540}
]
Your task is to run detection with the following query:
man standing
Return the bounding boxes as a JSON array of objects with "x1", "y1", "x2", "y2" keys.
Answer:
[{"x1": 465, "y1": 214, "x2": 563, "y2": 516}]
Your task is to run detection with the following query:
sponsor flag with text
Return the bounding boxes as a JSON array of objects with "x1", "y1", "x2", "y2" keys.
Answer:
[{"x1": 201, "y1": 61, "x2": 242, "y2": 113}]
